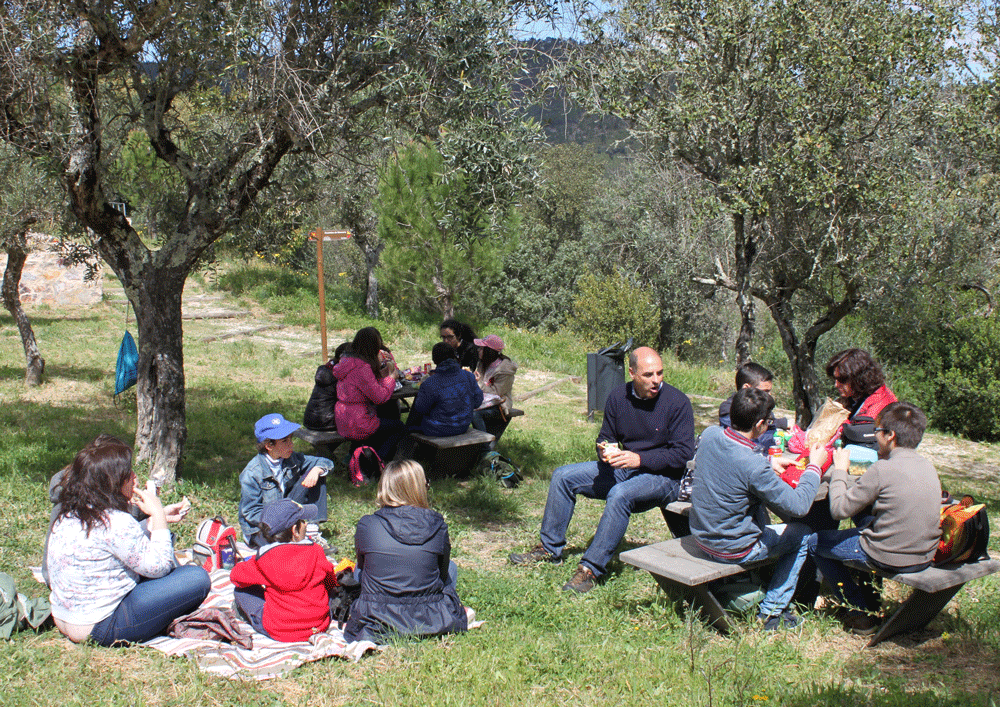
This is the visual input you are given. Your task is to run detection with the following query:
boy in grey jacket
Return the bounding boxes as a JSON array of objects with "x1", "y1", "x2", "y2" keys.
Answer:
[
  {"x1": 691, "y1": 388, "x2": 827, "y2": 630},
  {"x1": 808, "y1": 402, "x2": 941, "y2": 635}
]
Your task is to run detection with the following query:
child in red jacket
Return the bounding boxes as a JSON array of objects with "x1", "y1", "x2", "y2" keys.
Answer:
[{"x1": 231, "y1": 499, "x2": 339, "y2": 641}]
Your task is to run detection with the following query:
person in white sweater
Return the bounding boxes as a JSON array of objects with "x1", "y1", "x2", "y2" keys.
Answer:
[{"x1": 46, "y1": 436, "x2": 210, "y2": 645}]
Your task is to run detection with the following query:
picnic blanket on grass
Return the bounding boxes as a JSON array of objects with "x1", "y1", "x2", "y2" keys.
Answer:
[
  {"x1": 32, "y1": 563, "x2": 380, "y2": 681},
  {"x1": 32, "y1": 546, "x2": 482, "y2": 680},
  {"x1": 145, "y1": 568, "x2": 381, "y2": 679}
]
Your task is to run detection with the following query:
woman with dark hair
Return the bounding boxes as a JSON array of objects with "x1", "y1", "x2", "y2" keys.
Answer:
[
  {"x1": 333, "y1": 327, "x2": 406, "y2": 462},
  {"x1": 826, "y1": 348, "x2": 898, "y2": 449},
  {"x1": 471, "y1": 334, "x2": 517, "y2": 445},
  {"x1": 46, "y1": 436, "x2": 210, "y2": 645},
  {"x1": 303, "y1": 342, "x2": 352, "y2": 431},
  {"x1": 440, "y1": 318, "x2": 479, "y2": 370},
  {"x1": 791, "y1": 348, "x2": 899, "y2": 608}
]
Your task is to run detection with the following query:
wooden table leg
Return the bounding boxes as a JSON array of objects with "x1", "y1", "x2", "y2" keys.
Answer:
[
  {"x1": 660, "y1": 507, "x2": 691, "y2": 539},
  {"x1": 652, "y1": 575, "x2": 735, "y2": 633},
  {"x1": 867, "y1": 584, "x2": 963, "y2": 647}
]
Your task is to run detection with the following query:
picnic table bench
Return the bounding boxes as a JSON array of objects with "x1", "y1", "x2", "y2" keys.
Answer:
[
  {"x1": 625, "y1": 501, "x2": 1000, "y2": 644},
  {"x1": 409, "y1": 429, "x2": 495, "y2": 477},
  {"x1": 843, "y1": 556, "x2": 1000, "y2": 646},
  {"x1": 661, "y1": 500, "x2": 692, "y2": 539},
  {"x1": 472, "y1": 406, "x2": 524, "y2": 445},
  {"x1": 293, "y1": 427, "x2": 346, "y2": 458},
  {"x1": 620, "y1": 535, "x2": 772, "y2": 632}
]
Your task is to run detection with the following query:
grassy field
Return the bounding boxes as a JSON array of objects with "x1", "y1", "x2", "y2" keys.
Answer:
[{"x1": 2, "y1": 264, "x2": 999, "y2": 706}]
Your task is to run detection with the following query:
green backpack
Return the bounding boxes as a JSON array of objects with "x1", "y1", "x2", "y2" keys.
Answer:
[{"x1": 473, "y1": 451, "x2": 522, "y2": 488}]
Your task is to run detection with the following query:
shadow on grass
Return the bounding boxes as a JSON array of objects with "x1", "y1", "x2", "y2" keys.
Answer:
[
  {"x1": 496, "y1": 435, "x2": 557, "y2": 478},
  {"x1": 436, "y1": 475, "x2": 522, "y2": 525},
  {"x1": 0, "y1": 363, "x2": 110, "y2": 385},
  {"x1": 0, "y1": 312, "x2": 103, "y2": 325},
  {"x1": 0, "y1": 400, "x2": 135, "y2": 483},
  {"x1": 3, "y1": 377, "x2": 574, "y2": 532}
]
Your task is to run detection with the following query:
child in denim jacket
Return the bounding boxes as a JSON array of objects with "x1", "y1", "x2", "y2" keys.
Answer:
[{"x1": 238, "y1": 413, "x2": 332, "y2": 548}]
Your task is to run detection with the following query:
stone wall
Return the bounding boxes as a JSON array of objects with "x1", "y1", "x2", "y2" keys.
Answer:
[{"x1": 0, "y1": 234, "x2": 103, "y2": 306}]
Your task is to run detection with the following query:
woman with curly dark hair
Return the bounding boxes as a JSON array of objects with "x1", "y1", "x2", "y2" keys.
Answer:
[
  {"x1": 826, "y1": 348, "x2": 898, "y2": 447},
  {"x1": 46, "y1": 436, "x2": 210, "y2": 645},
  {"x1": 440, "y1": 318, "x2": 479, "y2": 370}
]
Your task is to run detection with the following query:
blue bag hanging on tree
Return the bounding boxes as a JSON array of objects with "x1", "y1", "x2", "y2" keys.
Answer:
[{"x1": 115, "y1": 304, "x2": 139, "y2": 396}]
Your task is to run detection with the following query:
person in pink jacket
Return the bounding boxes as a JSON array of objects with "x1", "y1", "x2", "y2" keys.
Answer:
[{"x1": 333, "y1": 327, "x2": 405, "y2": 462}]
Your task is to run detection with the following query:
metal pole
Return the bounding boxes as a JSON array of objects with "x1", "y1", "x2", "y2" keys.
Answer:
[{"x1": 315, "y1": 230, "x2": 328, "y2": 361}]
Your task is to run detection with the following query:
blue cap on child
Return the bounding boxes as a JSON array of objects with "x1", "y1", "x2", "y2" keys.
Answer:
[
  {"x1": 260, "y1": 499, "x2": 318, "y2": 536},
  {"x1": 254, "y1": 413, "x2": 301, "y2": 443}
]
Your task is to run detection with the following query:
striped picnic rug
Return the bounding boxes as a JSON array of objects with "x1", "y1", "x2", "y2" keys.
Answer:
[{"x1": 144, "y1": 568, "x2": 380, "y2": 680}]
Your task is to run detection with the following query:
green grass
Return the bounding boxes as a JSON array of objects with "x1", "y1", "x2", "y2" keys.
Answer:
[{"x1": 2, "y1": 264, "x2": 1000, "y2": 706}]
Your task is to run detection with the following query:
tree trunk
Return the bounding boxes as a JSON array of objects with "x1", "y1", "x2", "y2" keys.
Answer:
[
  {"x1": 764, "y1": 282, "x2": 861, "y2": 427},
  {"x1": 349, "y1": 225, "x2": 382, "y2": 319},
  {"x1": 127, "y1": 267, "x2": 188, "y2": 486},
  {"x1": 364, "y1": 247, "x2": 380, "y2": 318},
  {"x1": 767, "y1": 295, "x2": 821, "y2": 427},
  {"x1": 2, "y1": 235, "x2": 45, "y2": 386},
  {"x1": 732, "y1": 212, "x2": 756, "y2": 365}
]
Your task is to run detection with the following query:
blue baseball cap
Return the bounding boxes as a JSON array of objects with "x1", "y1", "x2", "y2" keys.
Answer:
[
  {"x1": 254, "y1": 413, "x2": 301, "y2": 443},
  {"x1": 260, "y1": 499, "x2": 318, "y2": 536}
]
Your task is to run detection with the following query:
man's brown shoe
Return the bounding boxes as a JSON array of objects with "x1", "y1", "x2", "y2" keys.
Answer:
[
  {"x1": 562, "y1": 565, "x2": 597, "y2": 594},
  {"x1": 509, "y1": 544, "x2": 562, "y2": 566},
  {"x1": 842, "y1": 610, "x2": 880, "y2": 637}
]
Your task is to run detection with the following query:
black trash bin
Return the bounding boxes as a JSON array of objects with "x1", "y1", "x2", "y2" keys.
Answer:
[{"x1": 587, "y1": 338, "x2": 633, "y2": 422}]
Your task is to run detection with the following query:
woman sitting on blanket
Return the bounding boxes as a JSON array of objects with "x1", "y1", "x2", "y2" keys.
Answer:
[
  {"x1": 345, "y1": 460, "x2": 469, "y2": 643},
  {"x1": 46, "y1": 436, "x2": 210, "y2": 646}
]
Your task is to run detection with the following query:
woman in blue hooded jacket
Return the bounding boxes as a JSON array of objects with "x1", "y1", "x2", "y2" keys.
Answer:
[{"x1": 344, "y1": 460, "x2": 468, "y2": 643}]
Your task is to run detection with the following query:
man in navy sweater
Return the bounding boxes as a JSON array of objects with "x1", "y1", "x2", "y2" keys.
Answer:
[
  {"x1": 510, "y1": 347, "x2": 695, "y2": 593},
  {"x1": 691, "y1": 388, "x2": 825, "y2": 630}
]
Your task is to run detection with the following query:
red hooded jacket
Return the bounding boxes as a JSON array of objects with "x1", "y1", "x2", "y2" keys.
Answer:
[{"x1": 230, "y1": 541, "x2": 338, "y2": 642}]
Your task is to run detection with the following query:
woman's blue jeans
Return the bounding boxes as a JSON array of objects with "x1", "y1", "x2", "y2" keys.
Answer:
[
  {"x1": 89, "y1": 565, "x2": 211, "y2": 645},
  {"x1": 808, "y1": 528, "x2": 880, "y2": 612}
]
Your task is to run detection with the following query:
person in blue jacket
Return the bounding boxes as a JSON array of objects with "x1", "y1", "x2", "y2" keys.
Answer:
[
  {"x1": 407, "y1": 343, "x2": 483, "y2": 437},
  {"x1": 718, "y1": 362, "x2": 788, "y2": 451}
]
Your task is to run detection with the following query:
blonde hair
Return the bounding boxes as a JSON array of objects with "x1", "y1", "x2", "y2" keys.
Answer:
[{"x1": 376, "y1": 459, "x2": 430, "y2": 509}]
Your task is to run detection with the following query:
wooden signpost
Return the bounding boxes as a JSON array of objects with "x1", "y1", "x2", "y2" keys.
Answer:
[{"x1": 309, "y1": 229, "x2": 352, "y2": 361}]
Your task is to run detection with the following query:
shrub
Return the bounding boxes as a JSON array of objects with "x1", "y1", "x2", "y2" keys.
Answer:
[
  {"x1": 568, "y1": 271, "x2": 661, "y2": 349},
  {"x1": 931, "y1": 316, "x2": 1000, "y2": 440}
]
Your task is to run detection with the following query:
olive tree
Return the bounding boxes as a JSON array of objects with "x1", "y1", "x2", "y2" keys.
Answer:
[
  {"x1": 0, "y1": 150, "x2": 66, "y2": 386},
  {"x1": 569, "y1": 0, "x2": 957, "y2": 423},
  {"x1": 0, "y1": 0, "x2": 547, "y2": 482}
]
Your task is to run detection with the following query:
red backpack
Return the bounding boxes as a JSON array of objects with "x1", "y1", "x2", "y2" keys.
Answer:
[
  {"x1": 349, "y1": 446, "x2": 383, "y2": 487},
  {"x1": 193, "y1": 516, "x2": 238, "y2": 571}
]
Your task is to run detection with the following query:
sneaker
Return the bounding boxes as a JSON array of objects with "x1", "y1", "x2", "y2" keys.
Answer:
[
  {"x1": 759, "y1": 609, "x2": 802, "y2": 631},
  {"x1": 509, "y1": 544, "x2": 562, "y2": 566},
  {"x1": 842, "y1": 610, "x2": 880, "y2": 637},
  {"x1": 562, "y1": 565, "x2": 597, "y2": 594},
  {"x1": 306, "y1": 524, "x2": 338, "y2": 557}
]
